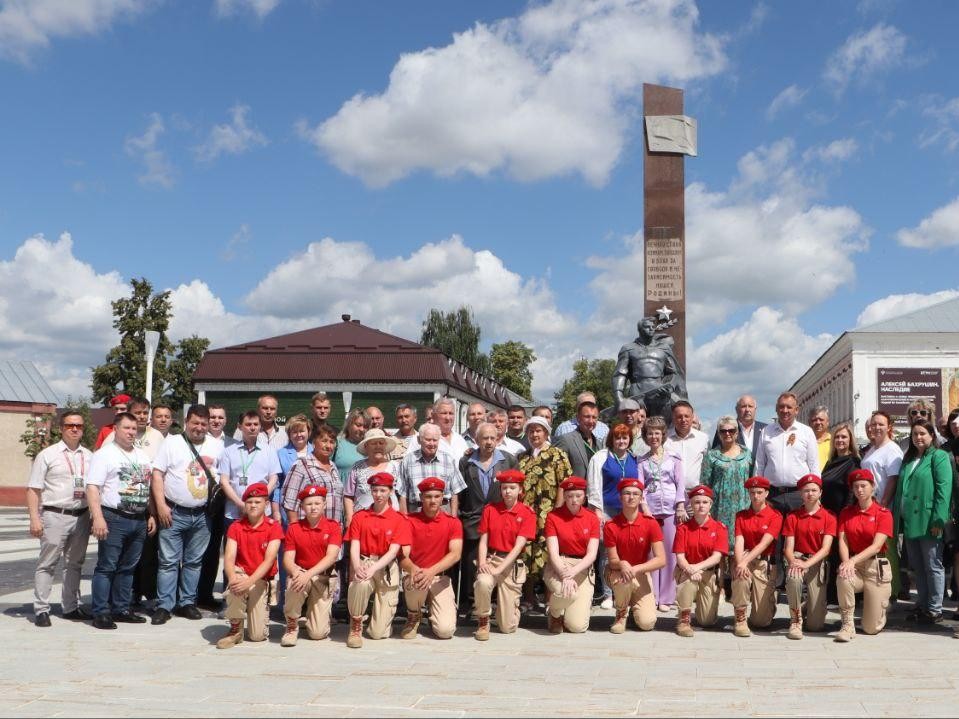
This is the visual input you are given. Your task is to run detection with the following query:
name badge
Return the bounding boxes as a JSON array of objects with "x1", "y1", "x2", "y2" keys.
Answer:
[
  {"x1": 73, "y1": 476, "x2": 85, "y2": 500},
  {"x1": 239, "y1": 475, "x2": 249, "y2": 487}
]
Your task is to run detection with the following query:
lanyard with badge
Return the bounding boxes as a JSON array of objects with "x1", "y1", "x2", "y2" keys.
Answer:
[
  {"x1": 238, "y1": 446, "x2": 258, "y2": 487},
  {"x1": 64, "y1": 449, "x2": 86, "y2": 499}
]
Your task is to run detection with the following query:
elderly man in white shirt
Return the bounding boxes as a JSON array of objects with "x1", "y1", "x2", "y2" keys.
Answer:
[
  {"x1": 755, "y1": 392, "x2": 819, "y2": 512},
  {"x1": 665, "y1": 401, "x2": 709, "y2": 489}
]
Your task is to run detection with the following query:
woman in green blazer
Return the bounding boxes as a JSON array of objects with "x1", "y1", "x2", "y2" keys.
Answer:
[{"x1": 895, "y1": 419, "x2": 953, "y2": 623}]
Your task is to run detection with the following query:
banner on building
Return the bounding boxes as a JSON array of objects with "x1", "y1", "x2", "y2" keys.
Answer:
[{"x1": 877, "y1": 368, "x2": 948, "y2": 428}]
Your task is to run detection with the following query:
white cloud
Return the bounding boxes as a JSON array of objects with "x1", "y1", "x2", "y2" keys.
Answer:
[
  {"x1": 687, "y1": 307, "x2": 834, "y2": 423},
  {"x1": 896, "y1": 196, "x2": 959, "y2": 249},
  {"x1": 802, "y1": 137, "x2": 859, "y2": 163},
  {"x1": 766, "y1": 84, "x2": 807, "y2": 120},
  {"x1": 195, "y1": 104, "x2": 268, "y2": 163},
  {"x1": 300, "y1": 0, "x2": 726, "y2": 187},
  {"x1": 124, "y1": 113, "x2": 175, "y2": 188},
  {"x1": 856, "y1": 290, "x2": 959, "y2": 327},
  {"x1": 0, "y1": 0, "x2": 149, "y2": 63},
  {"x1": 919, "y1": 96, "x2": 959, "y2": 153},
  {"x1": 823, "y1": 23, "x2": 907, "y2": 95},
  {"x1": 214, "y1": 0, "x2": 280, "y2": 19},
  {"x1": 0, "y1": 232, "x2": 127, "y2": 398}
]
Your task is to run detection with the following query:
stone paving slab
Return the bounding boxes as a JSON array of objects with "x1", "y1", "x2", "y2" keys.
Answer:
[{"x1": 4, "y1": 545, "x2": 959, "y2": 716}]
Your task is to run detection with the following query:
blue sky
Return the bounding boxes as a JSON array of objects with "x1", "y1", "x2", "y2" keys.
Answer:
[{"x1": 2, "y1": 0, "x2": 959, "y2": 425}]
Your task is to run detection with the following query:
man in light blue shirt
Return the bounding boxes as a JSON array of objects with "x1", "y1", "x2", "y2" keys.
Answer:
[
  {"x1": 219, "y1": 410, "x2": 281, "y2": 525},
  {"x1": 553, "y1": 392, "x2": 610, "y2": 444}
]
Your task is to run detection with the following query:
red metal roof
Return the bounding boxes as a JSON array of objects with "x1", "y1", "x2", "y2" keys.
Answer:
[{"x1": 193, "y1": 318, "x2": 514, "y2": 407}]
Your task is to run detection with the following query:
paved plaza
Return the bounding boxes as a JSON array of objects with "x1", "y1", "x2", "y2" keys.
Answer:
[{"x1": 2, "y1": 508, "x2": 959, "y2": 717}]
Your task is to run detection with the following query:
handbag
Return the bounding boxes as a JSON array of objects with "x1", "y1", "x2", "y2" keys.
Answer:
[{"x1": 184, "y1": 437, "x2": 224, "y2": 519}]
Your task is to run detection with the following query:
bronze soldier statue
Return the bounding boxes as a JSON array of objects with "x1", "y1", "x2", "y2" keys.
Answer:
[{"x1": 611, "y1": 316, "x2": 687, "y2": 421}]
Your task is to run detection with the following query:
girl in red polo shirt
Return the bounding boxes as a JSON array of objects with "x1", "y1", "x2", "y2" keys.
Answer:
[
  {"x1": 673, "y1": 485, "x2": 728, "y2": 637},
  {"x1": 835, "y1": 468, "x2": 893, "y2": 642},
  {"x1": 604, "y1": 478, "x2": 666, "y2": 634},
  {"x1": 731, "y1": 476, "x2": 783, "y2": 637},
  {"x1": 544, "y1": 477, "x2": 601, "y2": 634},
  {"x1": 280, "y1": 485, "x2": 342, "y2": 647},
  {"x1": 783, "y1": 474, "x2": 836, "y2": 640}
]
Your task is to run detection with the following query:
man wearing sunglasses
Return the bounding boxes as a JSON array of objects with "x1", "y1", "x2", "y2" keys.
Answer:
[{"x1": 27, "y1": 412, "x2": 93, "y2": 627}]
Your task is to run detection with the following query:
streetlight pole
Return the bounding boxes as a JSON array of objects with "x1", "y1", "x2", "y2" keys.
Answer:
[{"x1": 144, "y1": 330, "x2": 160, "y2": 403}]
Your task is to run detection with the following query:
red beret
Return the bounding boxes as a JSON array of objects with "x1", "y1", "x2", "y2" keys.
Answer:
[
  {"x1": 744, "y1": 476, "x2": 771, "y2": 490},
  {"x1": 688, "y1": 485, "x2": 713, "y2": 500},
  {"x1": 560, "y1": 476, "x2": 587, "y2": 491},
  {"x1": 848, "y1": 468, "x2": 875, "y2": 486},
  {"x1": 109, "y1": 394, "x2": 131, "y2": 407},
  {"x1": 417, "y1": 477, "x2": 446, "y2": 493},
  {"x1": 297, "y1": 485, "x2": 327, "y2": 501},
  {"x1": 496, "y1": 469, "x2": 526, "y2": 485},
  {"x1": 617, "y1": 478, "x2": 645, "y2": 492},
  {"x1": 242, "y1": 482, "x2": 270, "y2": 501},
  {"x1": 797, "y1": 474, "x2": 822, "y2": 489},
  {"x1": 369, "y1": 472, "x2": 395, "y2": 488}
]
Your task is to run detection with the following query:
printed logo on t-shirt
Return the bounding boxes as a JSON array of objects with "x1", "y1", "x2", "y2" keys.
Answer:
[
  {"x1": 116, "y1": 463, "x2": 151, "y2": 513},
  {"x1": 186, "y1": 455, "x2": 214, "y2": 500}
]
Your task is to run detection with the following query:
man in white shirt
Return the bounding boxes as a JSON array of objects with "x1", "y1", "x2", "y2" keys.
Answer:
[
  {"x1": 665, "y1": 401, "x2": 709, "y2": 489},
  {"x1": 151, "y1": 404, "x2": 174, "y2": 437},
  {"x1": 207, "y1": 404, "x2": 237, "y2": 449},
  {"x1": 102, "y1": 397, "x2": 165, "y2": 461},
  {"x1": 755, "y1": 392, "x2": 819, "y2": 513},
  {"x1": 433, "y1": 397, "x2": 469, "y2": 460},
  {"x1": 198, "y1": 403, "x2": 236, "y2": 609},
  {"x1": 86, "y1": 412, "x2": 157, "y2": 629},
  {"x1": 232, "y1": 394, "x2": 288, "y2": 450},
  {"x1": 489, "y1": 408, "x2": 526, "y2": 457},
  {"x1": 27, "y1": 411, "x2": 93, "y2": 627},
  {"x1": 151, "y1": 405, "x2": 224, "y2": 625},
  {"x1": 462, "y1": 402, "x2": 488, "y2": 449}
]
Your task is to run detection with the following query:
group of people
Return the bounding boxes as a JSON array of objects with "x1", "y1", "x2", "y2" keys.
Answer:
[{"x1": 25, "y1": 388, "x2": 957, "y2": 649}]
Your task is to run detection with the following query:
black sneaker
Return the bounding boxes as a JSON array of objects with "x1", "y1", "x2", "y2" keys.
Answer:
[
  {"x1": 151, "y1": 608, "x2": 172, "y2": 625},
  {"x1": 174, "y1": 605, "x2": 203, "y2": 620},
  {"x1": 62, "y1": 606, "x2": 92, "y2": 621},
  {"x1": 35, "y1": 612, "x2": 51, "y2": 627},
  {"x1": 918, "y1": 610, "x2": 943, "y2": 625},
  {"x1": 92, "y1": 614, "x2": 117, "y2": 630},
  {"x1": 113, "y1": 611, "x2": 147, "y2": 624}
]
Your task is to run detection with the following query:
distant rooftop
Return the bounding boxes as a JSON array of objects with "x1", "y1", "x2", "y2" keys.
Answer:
[
  {"x1": 0, "y1": 361, "x2": 60, "y2": 405},
  {"x1": 855, "y1": 296, "x2": 959, "y2": 334}
]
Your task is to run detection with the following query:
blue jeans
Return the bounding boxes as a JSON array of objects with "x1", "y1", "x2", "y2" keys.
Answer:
[
  {"x1": 92, "y1": 510, "x2": 147, "y2": 616},
  {"x1": 157, "y1": 507, "x2": 211, "y2": 611},
  {"x1": 905, "y1": 536, "x2": 945, "y2": 614}
]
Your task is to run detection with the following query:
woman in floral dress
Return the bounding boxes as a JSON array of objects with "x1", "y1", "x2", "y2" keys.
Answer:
[
  {"x1": 700, "y1": 415, "x2": 752, "y2": 553},
  {"x1": 518, "y1": 416, "x2": 573, "y2": 608}
]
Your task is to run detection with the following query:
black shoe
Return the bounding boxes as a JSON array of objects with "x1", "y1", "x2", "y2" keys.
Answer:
[
  {"x1": 151, "y1": 608, "x2": 172, "y2": 625},
  {"x1": 113, "y1": 611, "x2": 147, "y2": 624},
  {"x1": 905, "y1": 607, "x2": 922, "y2": 622},
  {"x1": 918, "y1": 610, "x2": 943, "y2": 625},
  {"x1": 62, "y1": 606, "x2": 92, "y2": 621},
  {"x1": 173, "y1": 605, "x2": 203, "y2": 620},
  {"x1": 196, "y1": 597, "x2": 223, "y2": 612},
  {"x1": 35, "y1": 612, "x2": 51, "y2": 627},
  {"x1": 92, "y1": 614, "x2": 117, "y2": 630}
]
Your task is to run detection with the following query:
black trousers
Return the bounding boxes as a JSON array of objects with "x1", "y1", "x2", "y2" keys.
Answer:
[
  {"x1": 768, "y1": 488, "x2": 804, "y2": 588},
  {"x1": 457, "y1": 537, "x2": 480, "y2": 612},
  {"x1": 197, "y1": 513, "x2": 224, "y2": 602},
  {"x1": 132, "y1": 531, "x2": 159, "y2": 602}
]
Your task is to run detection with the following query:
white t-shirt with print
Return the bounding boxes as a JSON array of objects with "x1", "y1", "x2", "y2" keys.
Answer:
[
  {"x1": 153, "y1": 435, "x2": 223, "y2": 508},
  {"x1": 87, "y1": 443, "x2": 152, "y2": 513}
]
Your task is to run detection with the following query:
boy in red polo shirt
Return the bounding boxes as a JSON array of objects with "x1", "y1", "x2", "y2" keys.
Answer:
[
  {"x1": 783, "y1": 474, "x2": 836, "y2": 640},
  {"x1": 473, "y1": 469, "x2": 536, "y2": 641},
  {"x1": 344, "y1": 472, "x2": 411, "y2": 648},
  {"x1": 673, "y1": 485, "x2": 728, "y2": 638},
  {"x1": 399, "y1": 478, "x2": 463, "y2": 640},
  {"x1": 731, "y1": 476, "x2": 783, "y2": 637},
  {"x1": 217, "y1": 482, "x2": 284, "y2": 649},
  {"x1": 604, "y1": 478, "x2": 666, "y2": 634},
  {"x1": 281, "y1": 485, "x2": 342, "y2": 647}
]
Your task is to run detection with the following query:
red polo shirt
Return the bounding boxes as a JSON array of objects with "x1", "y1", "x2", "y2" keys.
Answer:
[
  {"x1": 734, "y1": 504, "x2": 783, "y2": 556},
  {"x1": 284, "y1": 517, "x2": 342, "y2": 570},
  {"x1": 345, "y1": 507, "x2": 412, "y2": 556},
  {"x1": 227, "y1": 516, "x2": 285, "y2": 577},
  {"x1": 673, "y1": 516, "x2": 728, "y2": 564},
  {"x1": 783, "y1": 506, "x2": 837, "y2": 555},
  {"x1": 478, "y1": 501, "x2": 537, "y2": 554},
  {"x1": 603, "y1": 513, "x2": 663, "y2": 565},
  {"x1": 544, "y1": 505, "x2": 600, "y2": 557},
  {"x1": 838, "y1": 501, "x2": 893, "y2": 555},
  {"x1": 406, "y1": 510, "x2": 463, "y2": 568}
]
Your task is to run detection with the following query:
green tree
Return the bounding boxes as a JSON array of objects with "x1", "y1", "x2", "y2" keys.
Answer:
[
  {"x1": 19, "y1": 397, "x2": 96, "y2": 459},
  {"x1": 490, "y1": 340, "x2": 536, "y2": 399},
  {"x1": 420, "y1": 306, "x2": 491, "y2": 374},
  {"x1": 552, "y1": 358, "x2": 616, "y2": 424},
  {"x1": 90, "y1": 278, "x2": 209, "y2": 407}
]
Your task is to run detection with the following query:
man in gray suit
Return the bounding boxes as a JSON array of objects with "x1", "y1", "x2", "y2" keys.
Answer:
[
  {"x1": 711, "y1": 395, "x2": 766, "y2": 473},
  {"x1": 554, "y1": 400, "x2": 602, "y2": 478}
]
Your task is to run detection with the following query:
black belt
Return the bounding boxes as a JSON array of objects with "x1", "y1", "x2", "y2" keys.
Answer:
[
  {"x1": 103, "y1": 505, "x2": 148, "y2": 520},
  {"x1": 169, "y1": 501, "x2": 207, "y2": 515},
  {"x1": 42, "y1": 505, "x2": 88, "y2": 517}
]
